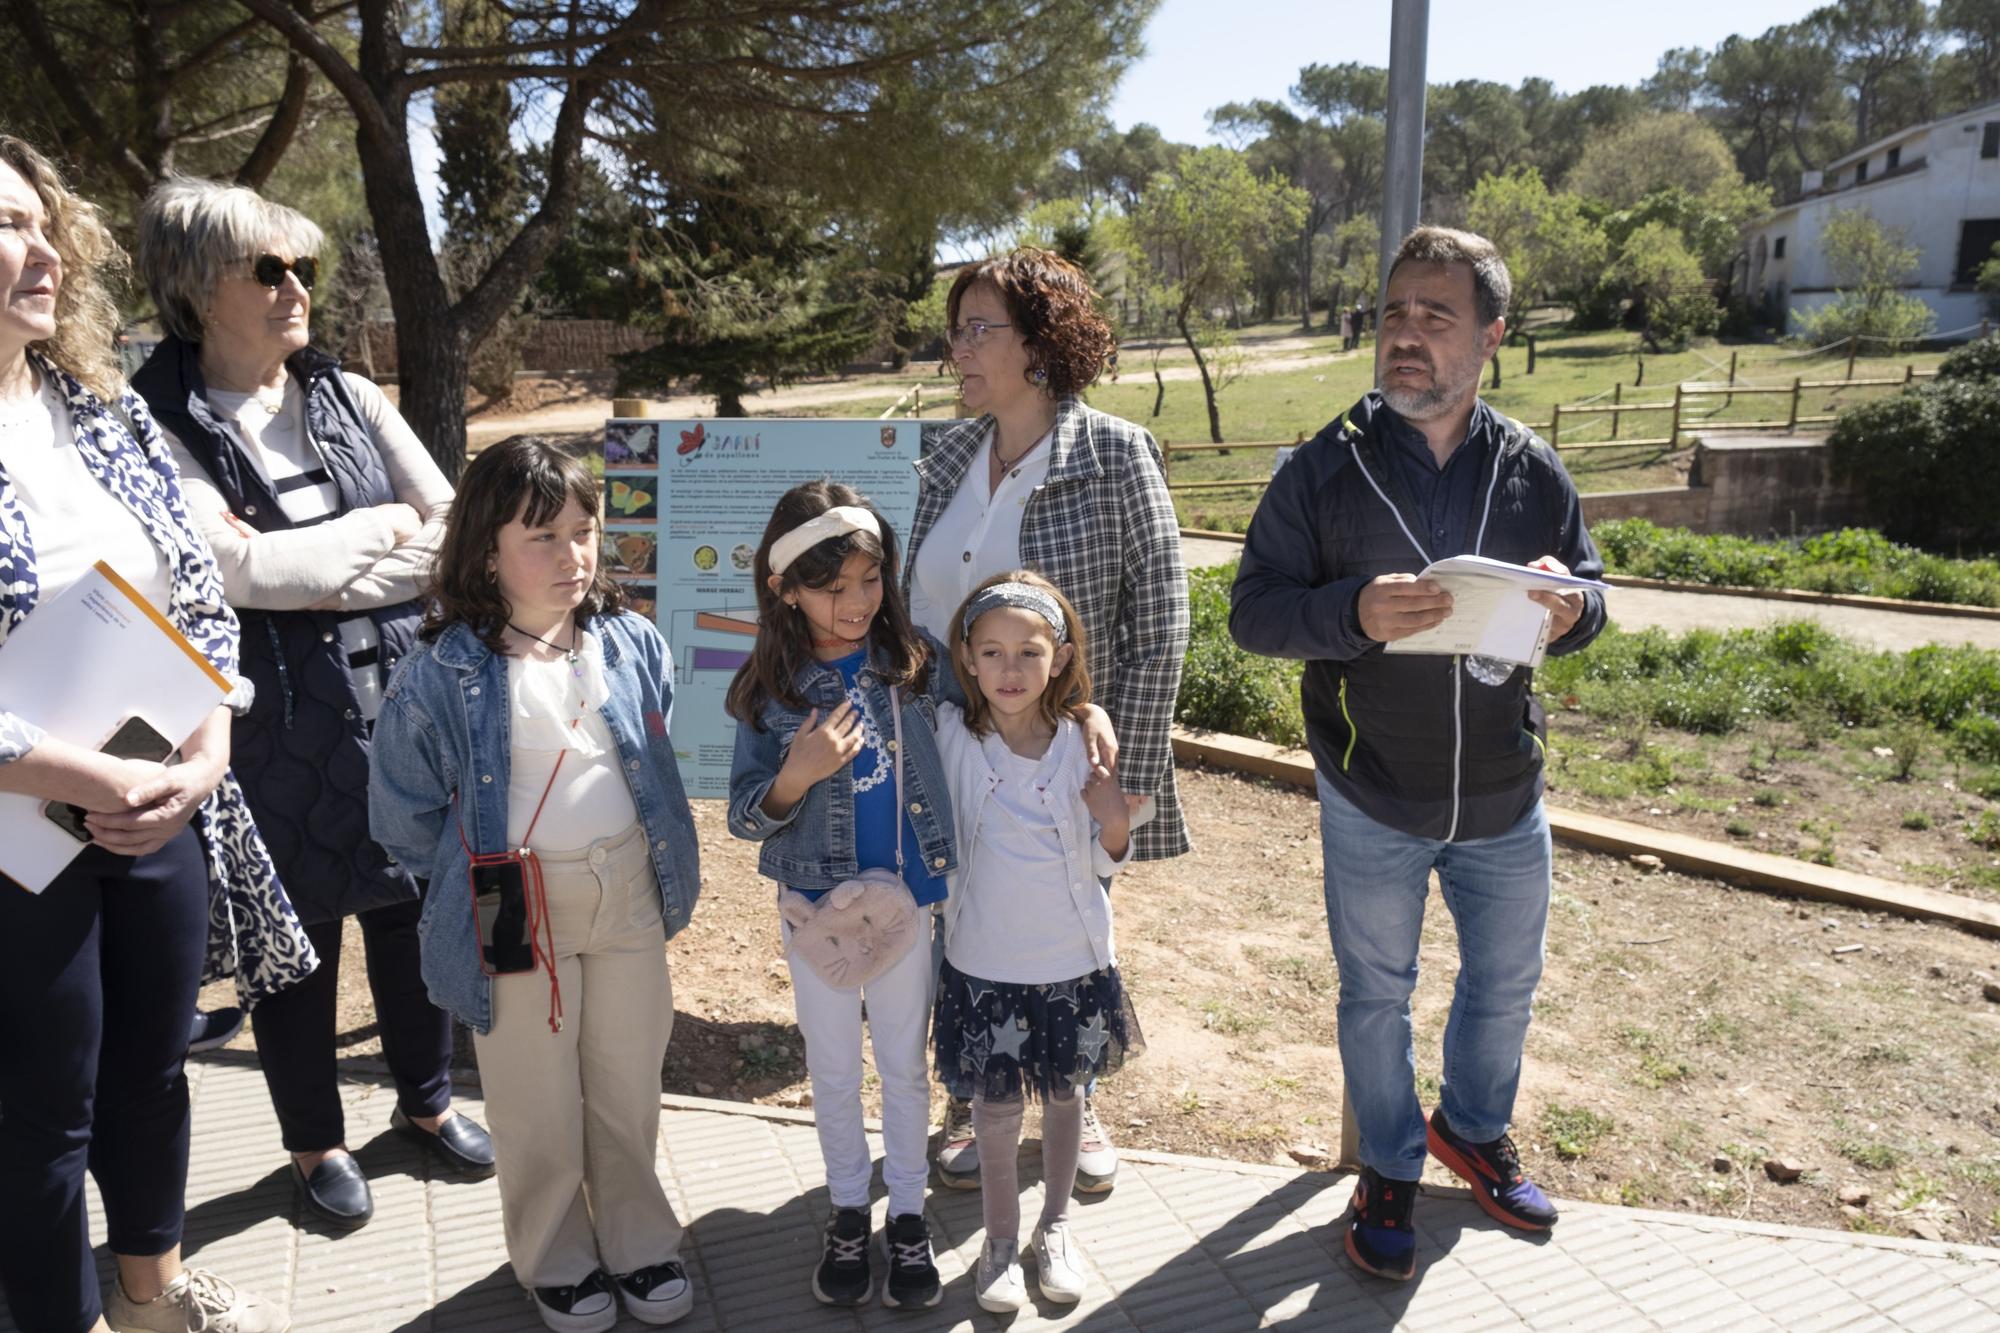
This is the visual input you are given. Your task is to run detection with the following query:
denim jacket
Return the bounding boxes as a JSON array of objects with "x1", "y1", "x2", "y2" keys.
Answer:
[
  {"x1": 727, "y1": 638, "x2": 961, "y2": 889},
  {"x1": 369, "y1": 612, "x2": 702, "y2": 1032}
]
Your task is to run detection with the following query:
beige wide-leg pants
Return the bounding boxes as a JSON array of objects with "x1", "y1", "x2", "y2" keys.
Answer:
[{"x1": 471, "y1": 824, "x2": 682, "y2": 1288}]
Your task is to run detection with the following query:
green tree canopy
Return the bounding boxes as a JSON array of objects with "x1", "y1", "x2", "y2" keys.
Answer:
[{"x1": 1465, "y1": 167, "x2": 1607, "y2": 326}]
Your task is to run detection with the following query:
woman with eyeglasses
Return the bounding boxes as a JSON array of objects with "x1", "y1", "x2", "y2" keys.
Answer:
[
  {"x1": 903, "y1": 249, "x2": 1190, "y2": 1197},
  {"x1": 129, "y1": 178, "x2": 491, "y2": 1234}
]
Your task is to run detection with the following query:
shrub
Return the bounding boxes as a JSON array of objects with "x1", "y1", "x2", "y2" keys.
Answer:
[
  {"x1": 1935, "y1": 334, "x2": 2000, "y2": 383},
  {"x1": 1593, "y1": 520, "x2": 2000, "y2": 605},
  {"x1": 1829, "y1": 378, "x2": 2000, "y2": 548},
  {"x1": 1175, "y1": 565, "x2": 1307, "y2": 746}
]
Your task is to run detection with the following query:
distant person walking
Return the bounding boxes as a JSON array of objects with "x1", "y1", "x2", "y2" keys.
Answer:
[{"x1": 1230, "y1": 226, "x2": 1606, "y2": 1283}]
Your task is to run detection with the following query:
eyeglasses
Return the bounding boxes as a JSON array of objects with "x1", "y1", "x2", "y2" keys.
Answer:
[
  {"x1": 250, "y1": 254, "x2": 318, "y2": 291},
  {"x1": 945, "y1": 319, "x2": 1011, "y2": 349}
]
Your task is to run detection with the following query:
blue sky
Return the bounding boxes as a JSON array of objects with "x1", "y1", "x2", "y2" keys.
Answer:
[{"x1": 1109, "y1": 0, "x2": 1828, "y2": 146}]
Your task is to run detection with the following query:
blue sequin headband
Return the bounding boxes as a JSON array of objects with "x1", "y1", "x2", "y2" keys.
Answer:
[{"x1": 960, "y1": 582, "x2": 1068, "y2": 644}]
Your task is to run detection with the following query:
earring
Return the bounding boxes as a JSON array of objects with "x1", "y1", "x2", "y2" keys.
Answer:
[{"x1": 1031, "y1": 366, "x2": 1048, "y2": 385}]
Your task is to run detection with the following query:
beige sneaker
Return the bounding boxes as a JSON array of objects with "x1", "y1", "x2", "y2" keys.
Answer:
[{"x1": 104, "y1": 1268, "x2": 289, "y2": 1332}]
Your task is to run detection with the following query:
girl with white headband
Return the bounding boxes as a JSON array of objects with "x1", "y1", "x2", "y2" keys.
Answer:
[
  {"x1": 723, "y1": 479, "x2": 958, "y2": 1311},
  {"x1": 931, "y1": 569, "x2": 1145, "y2": 1313}
]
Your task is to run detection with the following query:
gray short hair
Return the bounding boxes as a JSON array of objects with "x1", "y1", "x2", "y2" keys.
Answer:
[
  {"x1": 1388, "y1": 225, "x2": 1511, "y2": 328},
  {"x1": 137, "y1": 177, "x2": 325, "y2": 343}
]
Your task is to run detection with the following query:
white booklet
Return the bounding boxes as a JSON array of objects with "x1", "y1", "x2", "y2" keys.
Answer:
[
  {"x1": 1381, "y1": 555, "x2": 1608, "y2": 669},
  {"x1": 0, "y1": 562, "x2": 231, "y2": 893}
]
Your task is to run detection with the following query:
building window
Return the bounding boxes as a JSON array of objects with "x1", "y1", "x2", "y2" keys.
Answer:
[
  {"x1": 1855, "y1": 159, "x2": 1868, "y2": 183},
  {"x1": 1774, "y1": 236, "x2": 1786, "y2": 259},
  {"x1": 1985, "y1": 122, "x2": 2000, "y2": 158},
  {"x1": 1956, "y1": 219, "x2": 2000, "y2": 284},
  {"x1": 1887, "y1": 145, "x2": 1901, "y2": 171}
]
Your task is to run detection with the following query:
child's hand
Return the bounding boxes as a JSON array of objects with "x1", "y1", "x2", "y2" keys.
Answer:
[
  {"x1": 782, "y1": 702, "x2": 866, "y2": 787},
  {"x1": 761, "y1": 702, "x2": 867, "y2": 819}
]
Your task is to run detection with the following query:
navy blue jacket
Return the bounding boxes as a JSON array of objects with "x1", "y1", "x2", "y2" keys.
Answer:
[
  {"x1": 1229, "y1": 392, "x2": 1606, "y2": 841},
  {"x1": 132, "y1": 337, "x2": 422, "y2": 923}
]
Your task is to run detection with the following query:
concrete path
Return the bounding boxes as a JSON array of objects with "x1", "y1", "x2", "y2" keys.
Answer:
[
  {"x1": 12, "y1": 1057, "x2": 1998, "y2": 1332},
  {"x1": 1179, "y1": 535, "x2": 2000, "y2": 652}
]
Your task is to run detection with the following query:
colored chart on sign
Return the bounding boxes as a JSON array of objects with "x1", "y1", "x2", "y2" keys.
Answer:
[{"x1": 595, "y1": 417, "x2": 944, "y2": 797}]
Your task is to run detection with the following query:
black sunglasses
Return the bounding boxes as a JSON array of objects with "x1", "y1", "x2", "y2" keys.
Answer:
[{"x1": 251, "y1": 253, "x2": 317, "y2": 291}]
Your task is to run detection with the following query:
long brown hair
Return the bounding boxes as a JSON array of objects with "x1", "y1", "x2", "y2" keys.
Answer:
[
  {"x1": 422, "y1": 434, "x2": 624, "y2": 654},
  {"x1": 947, "y1": 569, "x2": 1092, "y2": 738},
  {"x1": 724, "y1": 478, "x2": 927, "y2": 726}
]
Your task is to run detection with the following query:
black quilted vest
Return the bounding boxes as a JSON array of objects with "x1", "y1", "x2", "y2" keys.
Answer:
[{"x1": 132, "y1": 337, "x2": 420, "y2": 922}]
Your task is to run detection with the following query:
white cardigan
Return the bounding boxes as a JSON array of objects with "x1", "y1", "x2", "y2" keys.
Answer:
[{"x1": 935, "y1": 703, "x2": 1133, "y2": 973}]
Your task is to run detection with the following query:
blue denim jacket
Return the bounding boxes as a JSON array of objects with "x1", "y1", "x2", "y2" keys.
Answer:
[
  {"x1": 369, "y1": 613, "x2": 702, "y2": 1033},
  {"x1": 727, "y1": 639, "x2": 961, "y2": 889}
]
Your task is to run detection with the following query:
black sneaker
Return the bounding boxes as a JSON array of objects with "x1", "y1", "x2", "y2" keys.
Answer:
[
  {"x1": 188, "y1": 1006, "x2": 244, "y2": 1054},
  {"x1": 881, "y1": 1212, "x2": 941, "y2": 1310},
  {"x1": 811, "y1": 1206, "x2": 872, "y2": 1306},
  {"x1": 615, "y1": 1260, "x2": 694, "y2": 1325},
  {"x1": 1344, "y1": 1166, "x2": 1418, "y2": 1281},
  {"x1": 532, "y1": 1270, "x2": 617, "y2": 1333}
]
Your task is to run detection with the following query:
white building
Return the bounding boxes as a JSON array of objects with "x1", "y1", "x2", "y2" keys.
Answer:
[{"x1": 1743, "y1": 101, "x2": 2000, "y2": 338}]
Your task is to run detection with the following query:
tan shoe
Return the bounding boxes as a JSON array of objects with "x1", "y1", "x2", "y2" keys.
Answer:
[{"x1": 104, "y1": 1268, "x2": 289, "y2": 1333}]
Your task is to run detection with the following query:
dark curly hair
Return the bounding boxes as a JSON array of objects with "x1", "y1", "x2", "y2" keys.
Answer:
[
  {"x1": 422, "y1": 434, "x2": 624, "y2": 654},
  {"x1": 944, "y1": 248, "x2": 1115, "y2": 398}
]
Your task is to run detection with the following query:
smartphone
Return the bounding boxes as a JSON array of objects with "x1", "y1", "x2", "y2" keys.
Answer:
[
  {"x1": 45, "y1": 715, "x2": 177, "y2": 844},
  {"x1": 473, "y1": 858, "x2": 536, "y2": 974}
]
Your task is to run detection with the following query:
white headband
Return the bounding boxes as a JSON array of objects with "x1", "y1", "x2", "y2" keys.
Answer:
[{"x1": 769, "y1": 505, "x2": 881, "y2": 575}]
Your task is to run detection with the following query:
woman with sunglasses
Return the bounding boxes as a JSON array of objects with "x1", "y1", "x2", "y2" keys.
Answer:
[
  {"x1": 903, "y1": 248, "x2": 1189, "y2": 1196},
  {"x1": 130, "y1": 178, "x2": 490, "y2": 1233}
]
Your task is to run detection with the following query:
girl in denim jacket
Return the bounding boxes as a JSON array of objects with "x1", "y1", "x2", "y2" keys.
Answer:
[
  {"x1": 725, "y1": 480, "x2": 956, "y2": 1311},
  {"x1": 370, "y1": 437, "x2": 700, "y2": 1333}
]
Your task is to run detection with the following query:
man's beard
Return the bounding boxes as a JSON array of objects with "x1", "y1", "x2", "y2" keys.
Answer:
[{"x1": 1376, "y1": 346, "x2": 1481, "y2": 421}]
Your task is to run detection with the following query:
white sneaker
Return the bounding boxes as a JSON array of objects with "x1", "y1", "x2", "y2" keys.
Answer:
[
  {"x1": 935, "y1": 1095, "x2": 980, "y2": 1189},
  {"x1": 103, "y1": 1269, "x2": 288, "y2": 1332},
  {"x1": 616, "y1": 1261, "x2": 694, "y2": 1325},
  {"x1": 1030, "y1": 1221, "x2": 1087, "y2": 1303},
  {"x1": 531, "y1": 1271, "x2": 618, "y2": 1333},
  {"x1": 1075, "y1": 1096, "x2": 1118, "y2": 1193},
  {"x1": 974, "y1": 1238, "x2": 1027, "y2": 1313}
]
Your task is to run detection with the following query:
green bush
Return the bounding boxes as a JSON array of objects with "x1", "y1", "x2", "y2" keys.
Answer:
[
  {"x1": 1934, "y1": 334, "x2": 2000, "y2": 382},
  {"x1": 1592, "y1": 519, "x2": 2000, "y2": 606},
  {"x1": 1829, "y1": 378, "x2": 2000, "y2": 548},
  {"x1": 1175, "y1": 565, "x2": 1307, "y2": 746}
]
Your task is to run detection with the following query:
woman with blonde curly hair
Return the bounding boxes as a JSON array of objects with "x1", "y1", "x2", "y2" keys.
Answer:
[
  {"x1": 0, "y1": 134, "x2": 298, "y2": 1333},
  {"x1": 903, "y1": 248, "x2": 1189, "y2": 1199}
]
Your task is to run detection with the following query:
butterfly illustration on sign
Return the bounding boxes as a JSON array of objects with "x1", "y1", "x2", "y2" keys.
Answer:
[
  {"x1": 606, "y1": 479, "x2": 656, "y2": 523},
  {"x1": 676, "y1": 423, "x2": 706, "y2": 457}
]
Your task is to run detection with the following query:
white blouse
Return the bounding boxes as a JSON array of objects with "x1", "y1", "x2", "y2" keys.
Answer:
[
  {"x1": 908, "y1": 423, "x2": 1055, "y2": 641},
  {"x1": 1, "y1": 378, "x2": 170, "y2": 611},
  {"x1": 504, "y1": 631, "x2": 639, "y2": 851}
]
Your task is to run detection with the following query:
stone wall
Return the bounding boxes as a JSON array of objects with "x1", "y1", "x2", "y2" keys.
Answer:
[{"x1": 1579, "y1": 434, "x2": 1859, "y2": 537}]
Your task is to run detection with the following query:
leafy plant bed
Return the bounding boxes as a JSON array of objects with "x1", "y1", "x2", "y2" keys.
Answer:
[{"x1": 1596, "y1": 520, "x2": 2000, "y2": 608}]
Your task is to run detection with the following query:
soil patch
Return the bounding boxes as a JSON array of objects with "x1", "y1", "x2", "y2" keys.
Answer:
[{"x1": 202, "y1": 765, "x2": 2000, "y2": 1246}]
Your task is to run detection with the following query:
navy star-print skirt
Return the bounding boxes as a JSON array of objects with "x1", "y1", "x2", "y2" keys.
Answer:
[{"x1": 933, "y1": 958, "x2": 1143, "y2": 1103}]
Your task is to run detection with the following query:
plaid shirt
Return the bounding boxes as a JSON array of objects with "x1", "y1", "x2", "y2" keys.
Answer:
[{"x1": 907, "y1": 398, "x2": 1191, "y2": 860}]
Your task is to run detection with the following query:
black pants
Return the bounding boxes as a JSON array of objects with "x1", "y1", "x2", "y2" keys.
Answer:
[
  {"x1": 250, "y1": 896, "x2": 454, "y2": 1152},
  {"x1": 0, "y1": 829, "x2": 209, "y2": 1333}
]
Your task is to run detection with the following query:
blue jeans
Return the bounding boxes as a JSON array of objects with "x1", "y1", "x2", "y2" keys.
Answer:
[{"x1": 1316, "y1": 772, "x2": 1550, "y2": 1181}]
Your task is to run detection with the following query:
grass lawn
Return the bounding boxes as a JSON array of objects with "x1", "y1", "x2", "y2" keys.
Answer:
[{"x1": 761, "y1": 325, "x2": 1952, "y2": 534}]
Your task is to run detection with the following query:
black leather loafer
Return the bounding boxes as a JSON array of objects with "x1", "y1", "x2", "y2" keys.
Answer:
[
  {"x1": 291, "y1": 1152, "x2": 372, "y2": 1229},
  {"x1": 392, "y1": 1106, "x2": 497, "y2": 1179}
]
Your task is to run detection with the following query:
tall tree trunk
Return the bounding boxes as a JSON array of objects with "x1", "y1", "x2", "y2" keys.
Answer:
[
  {"x1": 1177, "y1": 308, "x2": 1224, "y2": 444},
  {"x1": 1300, "y1": 222, "x2": 1315, "y2": 330}
]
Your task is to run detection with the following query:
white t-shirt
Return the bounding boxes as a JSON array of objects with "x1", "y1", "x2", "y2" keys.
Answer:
[
  {"x1": 944, "y1": 725, "x2": 1105, "y2": 985},
  {"x1": 908, "y1": 424, "x2": 1055, "y2": 640},
  {"x1": 505, "y1": 631, "x2": 639, "y2": 851},
  {"x1": 0, "y1": 379, "x2": 171, "y2": 610},
  {"x1": 207, "y1": 381, "x2": 386, "y2": 719}
]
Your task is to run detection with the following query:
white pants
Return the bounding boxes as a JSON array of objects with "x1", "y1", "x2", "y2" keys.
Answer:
[{"x1": 783, "y1": 915, "x2": 935, "y2": 1216}]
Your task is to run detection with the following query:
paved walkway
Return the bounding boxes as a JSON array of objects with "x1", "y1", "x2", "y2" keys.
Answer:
[
  {"x1": 1179, "y1": 535, "x2": 2000, "y2": 652},
  {"x1": 13, "y1": 1058, "x2": 1999, "y2": 1332}
]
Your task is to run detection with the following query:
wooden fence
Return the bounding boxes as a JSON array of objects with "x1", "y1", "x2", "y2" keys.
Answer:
[{"x1": 1157, "y1": 359, "x2": 1941, "y2": 496}]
